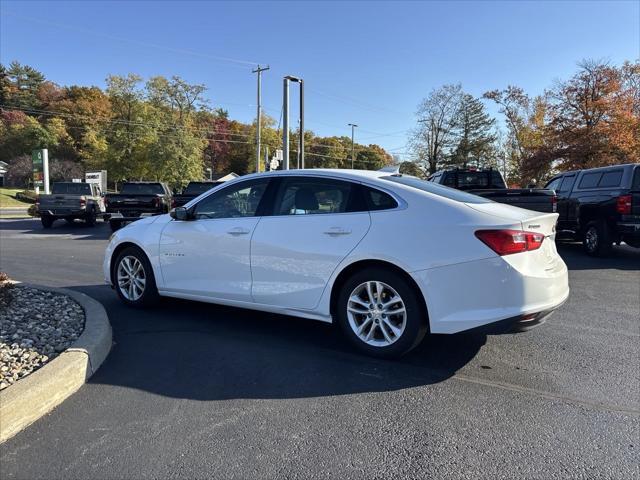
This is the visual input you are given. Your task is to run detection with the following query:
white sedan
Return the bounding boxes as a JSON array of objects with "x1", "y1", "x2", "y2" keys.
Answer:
[{"x1": 103, "y1": 169, "x2": 569, "y2": 357}]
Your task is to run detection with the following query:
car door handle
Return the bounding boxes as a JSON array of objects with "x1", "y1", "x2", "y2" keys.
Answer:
[
  {"x1": 323, "y1": 227, "x2": 351, "y2": 236},
  {"x1": 227, "y1": 227, "x2": 251, "y2": 236}
]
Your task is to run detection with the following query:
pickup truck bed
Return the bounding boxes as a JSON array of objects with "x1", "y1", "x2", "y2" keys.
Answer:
[
  {"x1": 105, "y1": 182, "x2": 172, "y2": 231},
  {"x1": 428, "y1": 169, "x2": 557, "y2": 213}
]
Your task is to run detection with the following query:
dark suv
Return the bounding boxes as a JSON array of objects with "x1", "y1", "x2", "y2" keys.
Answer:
[{"x1": 545, "y1": 163, "x2": 640, "y2": 256}]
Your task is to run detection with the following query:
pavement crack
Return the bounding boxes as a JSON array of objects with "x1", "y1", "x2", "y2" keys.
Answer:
[{"x1": 452, "y1": 373, "x2": 640, "y2": 416}]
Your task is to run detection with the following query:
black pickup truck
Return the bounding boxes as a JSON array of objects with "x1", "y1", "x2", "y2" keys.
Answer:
[
  {"x1": 428, "y1": 168, "x2": 557, "y2": 213},
  {"x1": 105, "y1": 182, "x2": 172, "y2": 231},
  {"x1": 545, "y1": 163, "x2": 640, "y2": 256},
  {"x1": 171, "y1": 181, "x2": 223, "y2": 208}
]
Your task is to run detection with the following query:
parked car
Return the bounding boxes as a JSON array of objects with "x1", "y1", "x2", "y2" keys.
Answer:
[
  {"x1": 104, "y1": 169, "x2": 569, "y2": 358},
  {"x1": 545, "y1": 163, "x2": 640, "y2": 256},
  {"x1": 37, "y1": 182, "x2": 105, "y2": 228},
  {"x1": 172, "y1": 181, "x2": 223, "y2": 208},
  {"x1": 105, "y1": 182, "x2": 172, "y2": 232},
  {"x1": 428, "y1": 168, "x2": 557, "y2": 213}
]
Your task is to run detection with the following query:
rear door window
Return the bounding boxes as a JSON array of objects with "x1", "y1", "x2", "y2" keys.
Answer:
[
  {"x1": 598, "y1": 170, "x2": 623, "y2": 188},
  {"x1": 558, "y1": 175, "x2": 576, "y2": 194},
  {"x1": 273, "y1": 177, "x2": 356, "y2": 215},
  {"x1": 578, "y1": 172, "x2": 602, "y2": 189},
  {"x1": 545, "y1": 177, "x2": 562, "y2": 191}
]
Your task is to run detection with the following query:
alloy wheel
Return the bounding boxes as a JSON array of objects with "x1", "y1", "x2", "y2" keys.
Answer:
[
  {"x1": 346, "y1": 280, "x2": 407, "y2": 347},
  {"x1": 117, "y1": 255, "x2": 146, "y2": 301}
]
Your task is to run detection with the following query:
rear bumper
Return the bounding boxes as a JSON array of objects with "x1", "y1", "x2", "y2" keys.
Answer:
[
  {"x1": 617, "y1": 222, "x2": 640, "y2": 238},
  {"x1": 40, "y1": 208, "x2": 86, "y2": 217},
  {"x1": 411, "y1": 255, "x2": 570, "y2": 334}
]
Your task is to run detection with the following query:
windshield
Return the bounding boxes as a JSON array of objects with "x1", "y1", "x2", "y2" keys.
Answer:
[
  {"x1": 51, "y1": 183, "x2": 92, "y2": 195},
  {"x1": 120, "y1": 183, "x2": 164, "y2": 195},
  {"x1": 442, "y1": 171, "x2": 506, "y2": 190},
  {"x1": 184, "y1": 182, "x2": 221, "y2": 195},
  {"x1": 383, "y1": 175, "x2": 493, "y2": 204}
]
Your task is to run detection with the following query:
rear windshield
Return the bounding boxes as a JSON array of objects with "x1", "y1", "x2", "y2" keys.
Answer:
[
  {"x1": 383, "y1": 176, "x2": 492, "y2": 204},
  {"x1": 120, "y1": 183, "x2": 165, "y2": 195},
  {"x1": 442, "y1": 171, "x2": 506, "y2": 190},
  {"x1": 184, "y1": 182, "x2": 221, "y2": 195},
  {"x1": 51, "y1": 183, "x2": 92, "y2": 195}
]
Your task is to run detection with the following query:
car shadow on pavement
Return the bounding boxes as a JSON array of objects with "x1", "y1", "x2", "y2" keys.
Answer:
[
  {"x1": 74, "y1": 284, "x2": 486, "y2": 401},
  {"x1": 556, "y1": 242, "x2": 640, "y2": 271},
  {"x1": 0, "y1": 218, "x2": 111, "y2": 240}
]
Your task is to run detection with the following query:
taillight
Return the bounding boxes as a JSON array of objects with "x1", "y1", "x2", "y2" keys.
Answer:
[
  {"x1": 475, "y1": 229, "x2": 545, "y2": 256},
  {"x1": 153, "y1": 197, "x2": 160, "y2": 208},
  {"x1": 551, "y1": 195, "x2": 557, "y2": 213},
  {"x1": 79, "y1": 197, "x2": 86, "y2": 206},
  {"x1": 616, "y1": 194, "x2": 632, "y2": 215},
  {"x1": 171, "y1": 199, "x2": 176, "y2": 208}
]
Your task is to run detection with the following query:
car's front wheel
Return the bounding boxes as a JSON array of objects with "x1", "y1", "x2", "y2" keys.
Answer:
[
  {"x1": 113, "y1": 246, "x2": 159, "y2": 307},
  {"x1": 336, "y1": 267, "x2": 428, "y2": 358}
]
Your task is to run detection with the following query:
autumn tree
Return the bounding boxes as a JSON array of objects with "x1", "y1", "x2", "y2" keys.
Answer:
[{"x1": 547, "y1": 59, "x2": 639, "y2": 169}]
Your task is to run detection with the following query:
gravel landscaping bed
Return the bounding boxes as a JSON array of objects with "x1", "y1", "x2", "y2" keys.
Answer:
[{"x1": 0, "y1": 284, "x2": 85, "y2": 391}]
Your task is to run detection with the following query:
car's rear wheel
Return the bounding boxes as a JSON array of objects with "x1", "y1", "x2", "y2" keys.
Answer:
[
  {"x1": 114, "y1": 246, "x2": 159, "y2": 307},
  {"x1": 41, "y1": 215, "x2": 54, "y2": 229},
  {"x1": 583, "y1": 220, "x2": 612, "y2": 257},
  {"x1": 336, "y1": 267, "x2": 427, "y2": 358}
]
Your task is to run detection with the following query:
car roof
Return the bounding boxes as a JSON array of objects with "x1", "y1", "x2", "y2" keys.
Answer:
[{"x1": 242, "y1": 168, "x2": 390, "y2": 182}]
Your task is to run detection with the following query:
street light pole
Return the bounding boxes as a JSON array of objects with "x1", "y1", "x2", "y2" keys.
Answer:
[
  {"x1": 283, "y1": 75, "x2": 304, "y2": 170},
  {"x1": 348, "y1": 123, "x2": 358, "y2": 169},
  {"x1": 252, "y1": 65, "x2": 269, "y2": 173}
]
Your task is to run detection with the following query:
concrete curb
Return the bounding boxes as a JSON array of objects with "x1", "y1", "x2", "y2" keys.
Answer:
[{"x1": 0, "y1": 285, "x2": 112, "y2": 443}]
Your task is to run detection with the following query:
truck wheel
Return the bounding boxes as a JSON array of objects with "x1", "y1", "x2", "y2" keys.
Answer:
[
  {"x1": 85, "y1": 208, "x2": 97, "y2": 227},
  {"x1": 110, "y1": 220, "x2": 122, "y2": 232},
  {"x1": 41, "y1": 215, "x2": 54, "y2": 229},
  {"x1": 583, "y1": 220, "x2": 612, "y2": 257}
]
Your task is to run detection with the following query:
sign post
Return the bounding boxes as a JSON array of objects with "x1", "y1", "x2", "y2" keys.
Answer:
[{"x1": 32, "y1": 149, "x2": 49, "y2": 194}]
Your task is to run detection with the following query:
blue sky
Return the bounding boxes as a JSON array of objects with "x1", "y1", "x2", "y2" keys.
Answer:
[{"x1": 1, "y1": 0, "x2": 638, "y2": 159}]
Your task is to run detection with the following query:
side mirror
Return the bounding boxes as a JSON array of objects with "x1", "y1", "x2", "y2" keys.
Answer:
[{"x1": 170, "y1": 207, "x2": 191, "y2": 221}]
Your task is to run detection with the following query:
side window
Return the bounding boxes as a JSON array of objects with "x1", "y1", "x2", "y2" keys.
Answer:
[
  {"x1": 545, "y1": 177, "x2": 562, "y2": 191},
  {"x1": 558, "y1": 175, "x2": 575, "y2": 194},
  {"x1": 578, "y1": 172, "x2": 602, "y2": 189},
  {"x1": 194, "y1": 179, "x2": 269, "y2": 219},
  {"x1": 274, "y1": 177, "x2": 353, "y2": 215},
  {"x1": 598, "y1": 170, "x2": 623, "y2": 188},
  {"x1": 362, "y1": 186, "x2": 398, "y2": 211}
]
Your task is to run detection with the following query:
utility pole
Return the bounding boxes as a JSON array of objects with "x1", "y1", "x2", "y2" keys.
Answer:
[
  {"x1": 253, "y1": 65, "x2": 269, "y2": 173},
  {"x1": 348, "y1": 123, "x2": 358, "y2": 169}
]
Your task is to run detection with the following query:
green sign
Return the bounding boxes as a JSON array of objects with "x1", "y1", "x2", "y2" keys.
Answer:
[{"x1": 32, "y1": 149, "x2": 44, "y2": 187}]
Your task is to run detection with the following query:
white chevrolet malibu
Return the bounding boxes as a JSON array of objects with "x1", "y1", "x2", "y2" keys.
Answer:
[{"x1": 104, "y1": 169, "x2": 569, "y2": 357}]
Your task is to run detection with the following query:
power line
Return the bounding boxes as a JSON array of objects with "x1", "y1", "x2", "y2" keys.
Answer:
[{"x1": 1, "y1": 12, "x2": 263, "y2": 68}]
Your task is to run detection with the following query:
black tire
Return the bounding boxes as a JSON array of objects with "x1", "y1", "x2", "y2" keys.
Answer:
[
  {"x1": 85, "y1": 208, "x2": 97, "y2": 226},
  {"x1": 583, "y1": 220, "x2": 612, "y2": 257},
  {"x1": 109, "y1": 219, "x2": 122, "y2": 232},
  {"x1": 335, "y1": 267, "x2": 428, "y2": 358},
  {"x1": 113, "y1": 246, "x2": 160, "y2": 307},
  {"x1": 41, "y1": 215, "x2": 54, "y2": 229}
]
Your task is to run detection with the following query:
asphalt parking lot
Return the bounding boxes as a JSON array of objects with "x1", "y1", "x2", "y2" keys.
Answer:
[{"x1": 0, "y1": 218, "x2": 638, "y2": 479}]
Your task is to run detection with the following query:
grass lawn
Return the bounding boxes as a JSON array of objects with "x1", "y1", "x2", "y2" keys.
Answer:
[{"x1": 0, "y1": 188, "x2": 33, "y2": 209}]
